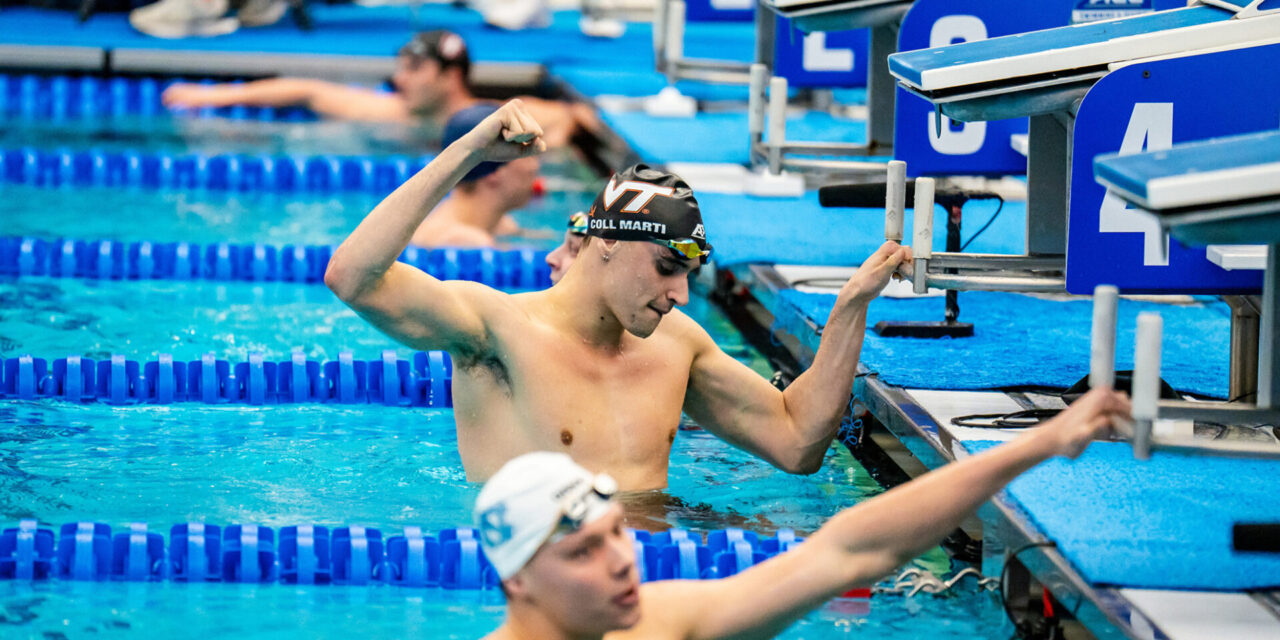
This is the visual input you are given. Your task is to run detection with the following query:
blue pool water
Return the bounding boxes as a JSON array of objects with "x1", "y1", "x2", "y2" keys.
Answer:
[
  {"x1": 0, "y1": 116, "x2": 440, "y2": 158},
  {"x1": 0, "y1": 169, "x2": 597, "y2": 249},
  {"x1": 0, "y1": 118, "x2": 1014, "y2": 638}
]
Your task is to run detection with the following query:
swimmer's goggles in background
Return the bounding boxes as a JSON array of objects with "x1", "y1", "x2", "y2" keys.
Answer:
[
  {"x1": 568, "y1": 212, "x2": 589, "y2": 236},
  {"x1": 656, "y1": 238, "x2": 713, "y2": 263}
]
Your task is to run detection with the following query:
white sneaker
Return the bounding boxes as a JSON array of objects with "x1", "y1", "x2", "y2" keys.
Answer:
[
  {"x1": 129, "y1": 0, "x2": 239, "y2": 38},
  {"x1": 237, "y1": 0, "x2": 288, "y2": 27}
]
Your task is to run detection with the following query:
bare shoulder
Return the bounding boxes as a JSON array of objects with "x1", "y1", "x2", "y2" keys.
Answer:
[
  {"x1": 449, "y1": 279, "x2": 520, "y2": 314},
  {"x1": 656, "y1": 309, "x2": 718, "y2": 353},
  {"x1": 608, "y1": 581, "x2": 710, "y2": 640}
]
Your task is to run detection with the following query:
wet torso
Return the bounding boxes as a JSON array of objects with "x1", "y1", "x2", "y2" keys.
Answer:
[{"x1": 451, "y1": 295, "x2": 695, "y2": 490}]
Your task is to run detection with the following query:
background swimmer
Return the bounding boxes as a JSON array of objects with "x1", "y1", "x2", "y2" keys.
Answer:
[
  {"x1": 546, "y1": 212, "x2": 588, "y2": 283},
  {"x1": 410, "y1": 104, "x2": 544, "y2": 248},
  {"x1": 162, "y1": 30, "x2": 591, "y2": 146}
]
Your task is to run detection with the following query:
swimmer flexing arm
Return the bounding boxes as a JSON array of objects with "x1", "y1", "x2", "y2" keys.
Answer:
[
  {"x1": 324, "y1": 100, "x2": 545, "y2": 350},
  {"x1": 480, "y1": 388, "x2": 1130, "y2": 640},
  {"x1": 680, "y1": 241, "x2": 910, "y2": 474}
]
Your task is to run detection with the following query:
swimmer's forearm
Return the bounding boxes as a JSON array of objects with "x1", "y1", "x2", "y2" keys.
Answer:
[
  {"x1": 326, "y1": 143, "x2": 480, "y2": 299},
  {"x1": 824, "y1": 428, "x2": 1055, "y2": 579},
  {"x1": 778, "y1": 299, "x2": 869, "y2": 469},
  {"x1": 190, "y1": 79, "x2": 326, "y2": 108}
]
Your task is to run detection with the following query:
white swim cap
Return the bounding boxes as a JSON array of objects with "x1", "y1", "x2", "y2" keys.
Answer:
[{"x1": 474, "y1": 452, "x2": 618, "y2": 580}]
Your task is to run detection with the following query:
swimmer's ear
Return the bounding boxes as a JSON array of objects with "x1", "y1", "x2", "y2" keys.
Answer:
[
  {"x1": 598, "y1": 238, "x2": 619, "y2": 262},
  {"x1": 502, "y1": 574, "x2": 528, "y2": 600}
]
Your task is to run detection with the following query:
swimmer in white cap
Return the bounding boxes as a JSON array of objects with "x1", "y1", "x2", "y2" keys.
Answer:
[{"x1": 477, "y1": 386, "x2": 1129, "y2": 640}]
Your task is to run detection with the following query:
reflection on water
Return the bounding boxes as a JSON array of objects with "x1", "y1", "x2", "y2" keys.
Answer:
[
  {"x1": 0, "y1": 117, "x2": 440, "y2": 158},
  {"x1": 0, "y1": 403, "x2": 866, "y2": 534},
  {"x1": 0, "y1": 158, "x2": 595, "y2": 248}
]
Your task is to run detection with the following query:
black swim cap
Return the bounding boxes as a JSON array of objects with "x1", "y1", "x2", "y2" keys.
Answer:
[
  {"x1": 398, "y1": 30, "x2": 471, "y2": 78},
  {"x1": 585, "y1": 164, "x2": 711, "y2": 260}
]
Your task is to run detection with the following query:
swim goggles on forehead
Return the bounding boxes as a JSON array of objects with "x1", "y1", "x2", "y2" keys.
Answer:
[
  {"x1": 567, "y1": 212, "x2": 589, "y2": 236},
  {"x1": 550, "y1": 474, "x2": 619, "y2": 539},
  {"x1": 653, "y1": 238, "x2": 713, "y2": 263}
]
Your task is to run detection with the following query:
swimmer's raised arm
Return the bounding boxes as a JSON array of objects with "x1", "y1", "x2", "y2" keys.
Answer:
[
  {"x1": 682, "y1": 241, "x2": 910, "y2": 474},
  {"x1": 325, "y1": 99, "x2": 546, "y2": 350},
  {"x1": 639, "y1": 388, "x2": 1129, "y2": 640},
  {"x1": 162, "y1": 79, "x2": 406, "y2": 121}
]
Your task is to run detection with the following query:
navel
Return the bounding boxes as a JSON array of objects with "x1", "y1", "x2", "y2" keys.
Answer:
[
  {"x1": 560, "y1": 429, "x2": 574, "y2": 446},
  {"x1": 668, "y1": 428, "x2": 676, "y2": 444}
]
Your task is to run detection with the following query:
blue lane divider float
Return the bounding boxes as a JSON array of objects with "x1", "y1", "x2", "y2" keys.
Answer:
[
  {"x1": 0, "y1": 74, "x2": 319, "y2": 122},
  {"x1": 0, "y1": 147, "x2": 429, "y2": 193},
  {"x1": 2, "y1": 521, "x2": 802, "y2": 589},
  {"x1": 0, "y1": 349, "x2": 454, "y2": 407},
  {"x1": 0, "y1": 237, "x2": 551, "y2": 289}
]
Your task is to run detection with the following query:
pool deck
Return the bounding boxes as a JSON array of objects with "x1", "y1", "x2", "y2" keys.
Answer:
[{"x1": 728, "y1": 262, "x2": 1280, "y2": 640}]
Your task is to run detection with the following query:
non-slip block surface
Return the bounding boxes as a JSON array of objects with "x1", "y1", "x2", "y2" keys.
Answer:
[{"x1": 966, "y1": 440, "x2": 1280, "y2": 591}]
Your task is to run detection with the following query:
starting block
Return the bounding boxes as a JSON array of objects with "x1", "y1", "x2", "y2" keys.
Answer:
[
  {"x1": 1092, "y1": 130, "x2": 1280, "y2": 460},
  {"x1": 749, "y1": 0, "x2": 905, "y2": 174},
  {"x1": 654, "y1": 0, "x2": 756, "y2": 85},
  {"x1": 886, "y1": 0, "x2": 1280, "y2": 296}
]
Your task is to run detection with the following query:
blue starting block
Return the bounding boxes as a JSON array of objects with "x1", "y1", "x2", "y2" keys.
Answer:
[
  {"x1": 1095, "y1": 130, "x2": 1280, "y2": 436},
  {"x1": 892, "y1": 0, "x2": 1182, "y2": 178},
  {"x1": 887, "y1": 0, "x2": 1280, "y2": 296},
  {"x1": 1094, "y1": 130, "x2": 1280, "y2": 242}
]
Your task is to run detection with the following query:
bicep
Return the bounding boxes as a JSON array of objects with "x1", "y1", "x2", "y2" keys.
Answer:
[
  {"x1": 683, "y1": 338, "x2": 793, "y2": 462},
  {"x1": 343, "y1": 262, "x2": 490, "y2": 352}
]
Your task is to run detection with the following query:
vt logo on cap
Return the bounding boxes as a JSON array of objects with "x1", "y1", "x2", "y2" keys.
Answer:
[
  {"x1": 600, "y1": 177, "x2": 676, "y2": 214},
  {"x1": 584, "y1": 164, "x2": 713, "y2": 263}
]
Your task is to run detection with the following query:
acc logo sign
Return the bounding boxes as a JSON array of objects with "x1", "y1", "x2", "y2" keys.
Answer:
[{"x1": 601, "y1": 178, "x2": 675, "y2": 213}]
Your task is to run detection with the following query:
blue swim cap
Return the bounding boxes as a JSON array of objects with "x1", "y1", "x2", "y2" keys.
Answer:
[{"x1": 442, "y1": 104, "x2": 505, "y2": 183}]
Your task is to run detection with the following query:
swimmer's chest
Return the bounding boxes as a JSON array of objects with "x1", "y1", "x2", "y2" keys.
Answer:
[{"x1": 454, "y1": 331, "x2": 690, "y2": 451}]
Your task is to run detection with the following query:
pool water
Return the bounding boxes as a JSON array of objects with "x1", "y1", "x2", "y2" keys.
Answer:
[
  {"x1": 1, "y1": 156, "x2": 598, "y2": 248},
  {"x1": 0, "y1": 398, "x2": 1007, "y2": 638},
  {"x1": 0, "y1": 117, "x2": 441, "y2": 158},
  {"x1": 0, "y1": 579, "x2": 1009, "y2": 639},
  {"x1": 0, "y1": 274, "x2": 762, "y2": 366},
  {"x1": 0, "y1": 118, "x2": 1015, "y2": 639}
]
